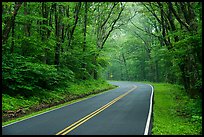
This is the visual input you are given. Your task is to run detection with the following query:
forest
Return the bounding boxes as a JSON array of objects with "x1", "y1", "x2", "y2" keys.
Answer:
[
  {"x1": 104, "y1": 2, "x2": 202, "y2": 96},
  {"x1": 2, "y1": 2, "x2": 202, "y2": 134}
]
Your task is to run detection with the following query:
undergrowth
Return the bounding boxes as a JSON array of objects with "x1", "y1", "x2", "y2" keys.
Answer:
[
  {"x1": 148, "y1": 83, "x2": 202, "y2": 135},
  {"x1": 2, "y1": 79, "x2": 115, "y2": 123}
]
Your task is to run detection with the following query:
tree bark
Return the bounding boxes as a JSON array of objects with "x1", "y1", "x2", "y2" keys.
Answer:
[
  {"x1": 122, "y1": 53, "x2": 129, "y2": 80},
  {"x1": 169, "y1": 2, "x2": 190, "y2": 31},
  {"x1": 82, "y1": 2, "x2": 88, "y2": 80},
  {"x1": 24, "y1": 2, "x2": 30, "y2": 37},
  {"x1": 54, "y1": 3, "x2": 60, "y2": 66},
  {"x1": 10, "y1": 15, "x2": 15, "y2": 54},
  {"x1": 2, "y1": 2, "x2": 23, "y2": 45},
  {"x1": 100, "y1": 3, "x2": 124, "y2": 50},
  {"x1": 68, "y1": 2, "x2": 81, "y2": 48}
]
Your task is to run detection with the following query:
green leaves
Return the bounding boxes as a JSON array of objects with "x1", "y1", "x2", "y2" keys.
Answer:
[
  {"x1": 17, "y1": 14, "x2": 47, "y2": 22},
  {"x1": 2, "y1": 52, "x2": 75, "y2": 97}
]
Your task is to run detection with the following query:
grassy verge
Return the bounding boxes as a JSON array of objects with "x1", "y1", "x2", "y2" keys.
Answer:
[
  {"x1": 2, "y1": 79, "x2": 117, "y2": 126},
  {"x1": 142, "y1": 82, "x2": 202, "y2": 135}
]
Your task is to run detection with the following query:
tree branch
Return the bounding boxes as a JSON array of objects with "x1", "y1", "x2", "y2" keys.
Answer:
[
  {"x1": 100, "y1": 3, "x2": 125, "y2": 50},
  {"x1": 130, "y1": 20, "x2": 160, "y2": 38},
  {"x1": 2, "y1": 2, "x2": 23, "y2": 44},
  {"x1": 169, "y1": 2, "x2": 190, "y2": 31}
]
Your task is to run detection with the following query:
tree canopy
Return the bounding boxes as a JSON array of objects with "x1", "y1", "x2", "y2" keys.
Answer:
[
  {"x1": 104, "y1": 2, "x2": 202, "y2": 97},
  {"x1": 2, "y1": 2, "x2": 202, "y2": 98}
]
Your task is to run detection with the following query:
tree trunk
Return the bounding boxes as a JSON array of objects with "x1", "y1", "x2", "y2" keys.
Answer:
[
  {"x1": 93, "y1": 54, "x2": 98, "y2": 80},
  {"x1": 155, "y1": 60, "x2": 159, "y2": 82},
  {"x1": 2, "y1": 2, "x2": 23, "y2": 45},
  {"x1": 10, "y1": 15, "x2": 15, "y2": 54},
  {"x1": 24, "y1": 2, "x2": 30, "y2": 37},
  {"x1": 68, "y1": 2, "x2": 81, "y2": 48},
  {"x1": 41, "y1": 2, "x2": 47, "y2": 64},
  {"x1": 122, "y1": 53, "x2": 129, "y2": 80},
  {"x1": 82, "y1": 2, "x2": 88, "y2": 80},
  {"x1": 54, "y1": 3, "x2": 60, "y2": 66}
]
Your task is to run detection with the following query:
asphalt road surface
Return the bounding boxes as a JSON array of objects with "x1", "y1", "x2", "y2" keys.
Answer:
[{"x1": 2, "y1": 81, "x2": 154, "y2": 135}]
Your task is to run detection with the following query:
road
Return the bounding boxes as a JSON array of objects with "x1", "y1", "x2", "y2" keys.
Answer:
[{"x1": 2, "y1": 81, "x2": 154, "y2": 135}]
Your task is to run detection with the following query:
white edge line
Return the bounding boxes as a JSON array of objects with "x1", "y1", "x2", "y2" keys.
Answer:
[
  {"x1": 2, "y1": 86, "x2": 120, "y2": 128},
  {"x1": 144, "y1": 84, "x2": 154, "y2": 135}
]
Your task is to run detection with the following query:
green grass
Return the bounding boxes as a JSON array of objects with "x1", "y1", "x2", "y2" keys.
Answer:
[
  {"x1": 142, "y1": 82, "x2": 202, "y2": 135},
  {"x1": 3, "y1": 80, "x2": 202, "y2": 135},
  {"x1": 2, "y1": 79, "x2": 116, "y2": 126}
]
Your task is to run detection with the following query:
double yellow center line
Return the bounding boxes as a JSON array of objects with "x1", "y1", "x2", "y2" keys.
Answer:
[{"x1": 56, "y1": 86, "x2": 137, "y2": 135}]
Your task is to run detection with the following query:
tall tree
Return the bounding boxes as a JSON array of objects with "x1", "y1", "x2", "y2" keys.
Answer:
[
  {"x1": 2, "y1": 2, "x2": 23, "y2": 45},
  {"x1": 82, "y1": 2, "x2": 88, "y2": 80}
]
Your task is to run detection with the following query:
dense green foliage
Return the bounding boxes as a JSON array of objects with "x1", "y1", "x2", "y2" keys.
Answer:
[
  {"x1": 2, "y1": 53, "x2": 73, "y2": 97},
  {"x1": 147, "y1": 82, "x2": 202, "y2": 135},
  {"x1": 2, "y1": 2, "x2": 125, "y2": 97},
  {"x1": 2, "y1": 79, "x2": 115, "y2": 122},
  {"x1": 2, "y1": 2, "x2": 125, "y2": 121},
  {"x1": 2, "y1": 2, "x2": 202, "y2": 134},
  {"x1": 2, "y1": 79, "x2": 114, "y2": 112},
  {"x1": 104, "y1": 2, "x2": 202, "y2": 97}
]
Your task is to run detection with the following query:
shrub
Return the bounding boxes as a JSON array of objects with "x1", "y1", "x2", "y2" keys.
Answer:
[{"x1": 2, "y1": 53, "x2": 74, "y2": 97}]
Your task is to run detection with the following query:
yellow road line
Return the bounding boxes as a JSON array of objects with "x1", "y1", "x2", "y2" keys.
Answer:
[
  {"x1": 56, "y1": 86, "x2": 137, "y2": 135},
  {"x1": 56, "y1": 93, "x2": 125, "y2": 135}
]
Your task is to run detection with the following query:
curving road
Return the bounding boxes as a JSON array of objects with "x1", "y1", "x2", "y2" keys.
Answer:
[{"x1": 2, "y1": 81, "x2": 154, "y2": 135}]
